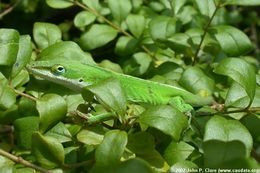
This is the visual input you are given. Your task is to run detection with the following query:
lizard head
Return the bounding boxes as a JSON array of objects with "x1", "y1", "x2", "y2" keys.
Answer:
[{"x1": 26, "y1": 61, "x2": 92, "y2": 92}]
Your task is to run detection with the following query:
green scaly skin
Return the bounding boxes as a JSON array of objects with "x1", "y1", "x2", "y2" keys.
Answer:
[{"x1": 26, "y1": 60, "x2": 213, "y2": 107}]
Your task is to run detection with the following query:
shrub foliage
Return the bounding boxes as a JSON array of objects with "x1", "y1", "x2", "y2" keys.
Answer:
[{"x1": 0, "y1": 0, "x2": 260, "y2": 172}]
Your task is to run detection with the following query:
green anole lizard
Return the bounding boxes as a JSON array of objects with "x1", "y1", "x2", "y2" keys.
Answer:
[{"x1": 26, "y1": 60, "x2": 213, "y2": 114}]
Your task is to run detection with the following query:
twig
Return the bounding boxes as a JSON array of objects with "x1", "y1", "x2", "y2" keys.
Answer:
[
  {"x1": 167, "y1": 0, "x2": 174, "y2": 16},
  {"x1": 63, "y1": 159, "x2": 94, "y2": 169},
  {"x1": 192, "y1": 3, "x2": 221, "y2": 65},
  {"x1": 0, "y1": 125, "x2": 13, "y2": 134},
  {"x1": 0, "y1": 0, "x2": 20, "y2": 19},
  {"x1": 251, "y1": 148, "x2": 260, "y2": 163},
  {"x1": 14, "y1": 89, "x2": 37, "y2": 102},
  {"x1": 222, "y1": 107, "x2": 260, "y2": 114},
  {"x1": 73, "y1": 0, "x2": 156, "y2": 59},
  {"x1": 251, "y1": 23, "x2": 260, "y2": 54},
  {"x1": 0, "y1": 149, "x2": 52, "y2": 173},
  {"x1": 197, "y1": 107, "x2": 260, "y2": 116}
]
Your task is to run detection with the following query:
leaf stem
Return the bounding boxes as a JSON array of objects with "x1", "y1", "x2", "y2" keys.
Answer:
[
  {"x1": 0, "y1": 125, "x2": 13, "y2": 134},
  {"x1": 0, "y1": 149, "x2": 52, "y2": 173},
  {"x1": 224, "y1": 107, "x2": 260, "y2": 114},
  {"x1": 73, "y1": 0, "x2": 156, "y2": 59},
  {"x1": 251, "y1": 23, "x2": 260, "y2": 54},
  {"x1": 197, "y1": 107, "x2": 260, "y2": 116},
  {"x1": 0, "y1": 0, "x2": 20, "y2": 19},
  {"x1": 167, "y1": 0, "x2": 174, "y2": 16},
  {"x1": 14, "y1": 89, "x2": 37, "y2": 101},
  {"x1": 63, "y1": 159, "x2": 94, "y2": 169},
  {"x1": 192, "y1": 3, "x2": 220, "y2": 65}
]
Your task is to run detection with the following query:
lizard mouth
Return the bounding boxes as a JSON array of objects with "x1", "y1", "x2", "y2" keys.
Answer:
[{"x1": 26, "y1": 64, "x2": 87, "y2": 92}]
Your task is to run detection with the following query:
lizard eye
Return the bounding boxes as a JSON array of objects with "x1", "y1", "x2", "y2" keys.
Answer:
[{"x1": 51, "y1": 65, "x2": 65, "y2": 75}]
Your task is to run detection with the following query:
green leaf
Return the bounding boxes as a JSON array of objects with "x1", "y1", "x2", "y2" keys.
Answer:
[
  {"x1": 0, "y1": 165, "x2": 13, "y2": 173},
  {"x1": 149, "y1": 16, "x2": 180, "y2": 41},
  {"x1": 32, "y1": 132, "x2": 64, "y2": 168},
  {"x1": 77, "y1": 127, "x2": 105, "y2": 145},
  {"x1": 46, "y1": 0, "x2": 73, "y2": 9},
  {"x1": 79, "y1": 24, "x2": 118, "y2": 50},
  {"x1": 176, "y1": 5, "x2": 197, "y2": 25},
  {"x1": 38, "y1": 41, "x2": 95, "y2": 65},
  {"x1": 14, "y1": 116, "x2": 39, "y2": 149},
  {"x1": 251, "y1": 86, "x2": 260, "y2": 108},
  {"x1": 225, "y1": 82, "x2": 250, "y2": 108},
  {"x1": 99, "y1": 60, "x2": 123, "y2": 73},
  {"x1": 67, "y1": 124, "x2": 82, "y2": 137},
  {"x1": 164, "y1": 141, "x2": 194, "y2": 166},
  {"x1": 124, "y1": 52, "x2": 152, "y2": 76},
  {"x1": 214, "y1": 58, "x2": 256, "y2": 103},
  {"x1": 126, "y1": 14, "x2": 146, "y2": 38},
  {"x1": 127, "y1": 132, "x2": 169, "y2": 170},
  {"x1": 127, "y1": 132, "x2": 155, "y2": 153},
  {"x1": 203, "y1": 140, "x2": 247, "y2": 168},
  {"x1": 241, "y1": 114, "x2": 260, "y2": 141},
  {"x1": 163, "y1": 33, "x2": 193, "y2": 56},
  {"x1": 0, "y1": 73, "x2": 16, "y2": 110},
  {"x1": 14, "y1": 168, "x2": 35, "y2": 173},
  {"x1": 170, "y1": 161, "x2": 198, "y2": 173},
  {"x1": 90, "y1": 158, "x2": 154, "y2": 173},
  {"x1": 10, "y1": 70, "x2": 29, "y2": 88},
  {"x1": 132, "y1": 0, "x2": 143, "y2": 11},
  {"x1": 45, "y1": 122, "x2": 72, "y2": 143},
  {"x1": 210, "y1": 25, "x2": 253, "y2": 56},
  {"x1": 115, "y1": 158, "x2": 154, "y2": 173},
  {"x1": 224, "y1": 0, "x2": 260, "y2": 6},
  {"x1": 149, "y1": 61, "x2": 180, "y2": 80},
  {"x1": 0, "y1": 29, "x2": 19, "y2": 66},
  {"x1": 18, "y1": 97, "x2": 38, "y2": 117},
  {"x1": 95, "y1": 130, "x2": 127, "y2": 166},
  {"x1": 65, "y1": 94, "x2": 85, "y2": 112},
  {"x1": 82, "y1": 0, "x2": 101, "y2": 12},
  {"x1": 108, "y1": 0, "x2": 132, "y2": 23},
  {"x1": 115, "y1": 36, "x2": 139, "y2": 56},
  {"x1": 74, "y1": 11, "x2": 96, "y2": 28},
  {"x1": 185, "y1": 28, "x2": 203, "y2": 46},
  {"x1": 11, "y1": 35, "x2": 32, "y2": 78},
  {"x1": 0, "y1": 155, "x2": 13, "y2": 168},
  {"x1": 33, "y1": 22, "x2": 62, "y2": 50},
  {"x1": 204, "y1": 115, "x2": 253, "y2": 156},
  {"x1": 138, "y1": 105, "x2": 188, "y2": 140},
  {"x1": 179, "y1": 66, "x2": 215, "y2": 97},
  {"x1": 149, "y1": 2, "x2": 165, "y2": 12},
  {"x1": 86, "y1": 78, "x2": 127, "y2": 119},
  {"x1": 0, "y1": 105, "x2": 19, "y2": 124},
  {"x1": 36, "y1": 94, "x2": 67, "y2": 133},
  {"x1": 171, "y1": 0, "x2": 187, "y2": 14},
  {"x1": 193, "y1": 0, "x2": 216, "y2": 17}
]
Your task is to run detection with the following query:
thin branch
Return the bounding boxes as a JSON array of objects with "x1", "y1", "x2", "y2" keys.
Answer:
[
  {"x1": 167, "y1": 0, "x2": 174, "y2": 16},
  {"x1": 0, "y1": 0, "x2": 20, "y2": 19},
  {"x1": 251, "y1": 148, "x2": 260, "y2": 163},
  {"x1": 63, "y1": 159, "x2": 94, "y2": 169},
  {"x1": 251, "y1": 23, "x2": 260, "y2": 54},
  {"x1": 73, "y1": 0, "x2": 156, "y2": 59},
  {"x1": 192, "y1": 4, "x2": 220, "y2": 65},
  {"x1": 0, "y1": 149, "x2": 52, "y2": 173},
  {"x1": 74, "y1": 1, "x2": 131, "y2": 36},
  {"x1": 197, "y1": 107, "x2": 260, "y2": 116},
  {"x1": 0, "y1": 125, "x2": 13, "y2": 134},
  {"x1": 14, "y1": 89, "x2": 37, "y2": 102},
  {"x1": 223, "y1": 107, "x2": 260, "y2": 114}
]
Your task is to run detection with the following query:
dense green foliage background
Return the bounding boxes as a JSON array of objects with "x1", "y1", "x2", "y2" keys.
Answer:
[{"x1": 0, "y1": 0, "x2": 260, "y2": 172}]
